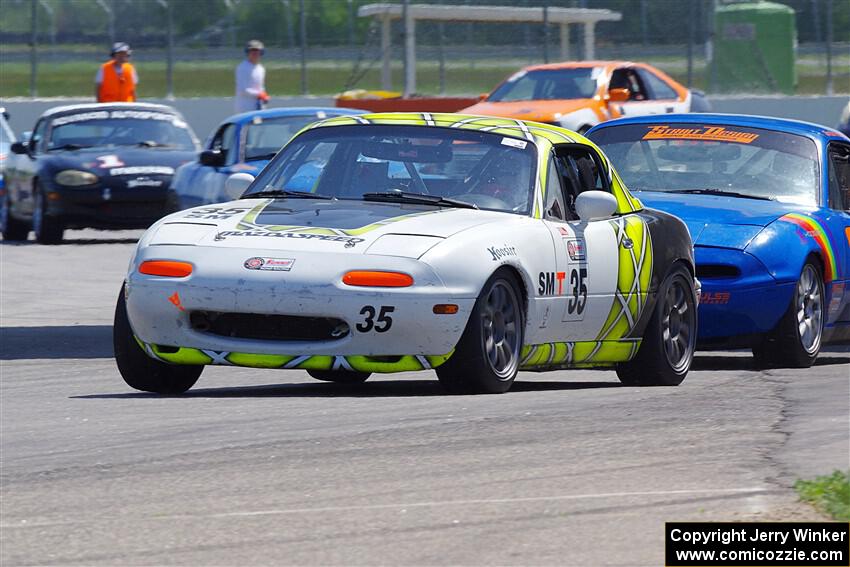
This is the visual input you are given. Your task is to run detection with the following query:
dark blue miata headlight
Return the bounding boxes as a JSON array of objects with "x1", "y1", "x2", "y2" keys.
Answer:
[{"x1": 55, "y1": 169, "x2": 98, "y2": 187}]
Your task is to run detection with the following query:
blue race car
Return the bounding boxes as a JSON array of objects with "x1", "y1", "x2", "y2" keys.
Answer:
[
  {"x1": 166, "y1": 107, "x2": 364, "y2": 211},
  {"x1": 588, "y1": 114, "x2": 850, "y2": 367}
]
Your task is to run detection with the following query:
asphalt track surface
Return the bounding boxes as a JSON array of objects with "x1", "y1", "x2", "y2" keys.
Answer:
[{"x1": 1, "y1": 230, "x2": 848, "y2": 566}]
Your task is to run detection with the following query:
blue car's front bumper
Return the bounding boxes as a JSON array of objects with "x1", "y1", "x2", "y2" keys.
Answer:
[{"x1": 695, "y1": 246, "x2": 795, "y2": 345}]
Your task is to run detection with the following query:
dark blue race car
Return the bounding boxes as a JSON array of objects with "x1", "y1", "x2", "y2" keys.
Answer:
[
  {"x1": 166, "y1": 107, "x2": 364, "y2": 211},
  {"x1": 2, "y1": 103, "x2": 200, "y2": 244},
  {"x1": 589, "y1": 114, "x2": 850, "y2": 367}
]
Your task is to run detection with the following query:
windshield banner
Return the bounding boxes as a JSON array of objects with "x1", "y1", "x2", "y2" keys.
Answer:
[{"x1": 642, "y1": 125, "x2": 760, "y2": 144}]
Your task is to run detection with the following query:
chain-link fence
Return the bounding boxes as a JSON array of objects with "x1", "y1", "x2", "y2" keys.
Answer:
[{"x1": 1, "y1": 0, "x2": 847, "y2": 99}]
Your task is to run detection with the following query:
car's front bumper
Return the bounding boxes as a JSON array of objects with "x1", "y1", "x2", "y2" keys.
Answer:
[
  {"x1": 125, "y1": 244, "x2": 476, "y2": 367},
  {"x1": 45, "y1": 181, "x2": 170, "y2": 229},
  {"x1": 695, "y1": 246, "x2": 794, "y2": 344}
]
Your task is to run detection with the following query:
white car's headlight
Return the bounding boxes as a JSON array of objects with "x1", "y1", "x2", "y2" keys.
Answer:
[
  {"x1": 55, "y1": 169, "x2": 98, "y2": 186},
  {"x1": 148, "y1": 222, "x2": 217, "y2": 246},
  {"x1": 366, "y1": 234, "x2": 444, "y2": 259}
]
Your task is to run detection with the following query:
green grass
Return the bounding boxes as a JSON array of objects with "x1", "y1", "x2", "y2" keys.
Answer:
[
  {"x1": 0, "y1": 58, "x2": 847, "y2": 98},
  {"x1": 795, "y1": 470, "x2": 850, "y2": 521}
]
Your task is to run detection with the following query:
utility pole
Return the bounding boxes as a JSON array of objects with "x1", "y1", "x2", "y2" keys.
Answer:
[
  {"x1": 687, "y1": 0, "x2": 694, "y2": 87},
  {"x1": 299, "y1": 0, "x2": 307, "y2": 95},
  {"x1": 438, "y1": 21, "x2": 445, "y2": 94},
  {"x1": 30, "y1": 0, "x2": 37, "y2": 98},
  {"x1": 825, "y1": 0, "x2": 833, "y2": 95},
  {"x1": 402, "y1": 0, "x2": 411, "y2": 96},
  {"x1": 155, "y1": 0, "x2": 174, "y2": 99},
  {"x1": 282, "y1": 0, "x2": 296, "y2": 49},
  {"x1": 542, "y1": 3, "x2": 549, "y2": 64}
]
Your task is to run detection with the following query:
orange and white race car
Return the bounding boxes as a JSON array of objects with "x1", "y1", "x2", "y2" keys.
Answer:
[{"x1": 461, "y1": 61, "x2": 710, "y2": 134}]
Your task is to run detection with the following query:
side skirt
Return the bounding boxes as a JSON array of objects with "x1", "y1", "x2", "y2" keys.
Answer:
[{"x1": 519, "y1": 339, "x2": 641, "y2": 371}]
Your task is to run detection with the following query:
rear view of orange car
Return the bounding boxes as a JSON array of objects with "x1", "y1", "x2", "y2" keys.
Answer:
[{"x1": 461, "y1": 61, "x2": 710, "y2": 134}]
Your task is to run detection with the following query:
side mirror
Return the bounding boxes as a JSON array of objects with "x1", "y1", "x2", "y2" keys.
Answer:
[
  {"x1": 575, "y1": 190, "x2": 618, "y2": 221},
  {"x1": 10, "y1": 141, "x2": 28, "y2": 155},
  {"x1": 199, "y1": 149, "x2": 225, "y2": 167},
  {"x1": 224, "y1": 172, "x2": 255, "y2": 199},
  {"x1": 607, "y1": 88, "x2": 630, "y2": 103},
  {"x1": 478, "y1": 92, "x2": 489, "y2": 101}
]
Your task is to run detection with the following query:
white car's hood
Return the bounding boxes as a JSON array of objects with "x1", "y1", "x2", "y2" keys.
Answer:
[{"x1": 152, "y1": 198, "x2": 514, "y2": 254}]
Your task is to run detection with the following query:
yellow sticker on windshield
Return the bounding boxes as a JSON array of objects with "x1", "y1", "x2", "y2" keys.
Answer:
[{"x1": 642, "y1": 125, "x2": 759, "y2": 144}]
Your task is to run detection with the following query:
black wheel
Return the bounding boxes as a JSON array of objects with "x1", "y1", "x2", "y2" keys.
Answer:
[
  {"x1": 617, "y1": 264, "x2": 696, "y2": 386},
  {"x1": 113, "y1": 284, "x2": 203, "y2": 394},
  {"x1": 307, "y1": 369, "x2": 371, "y2": 384},
  {"x1": 436, "y1": 270, "x2": 524, "y2": 394},
  {"x1": 32, "y1": 184, "x2": 63, "y2": 244},
  {"x1": 752, "y1": 261, "x2": 823, "y2": 368},
  {"x1": 1, "y1": 191, "x2": 29, "y2": 241}
]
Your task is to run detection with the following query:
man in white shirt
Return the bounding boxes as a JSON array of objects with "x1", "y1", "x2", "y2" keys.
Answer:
[{"x1": 234, "y1": 40, "x2": 269, "y2": 113}]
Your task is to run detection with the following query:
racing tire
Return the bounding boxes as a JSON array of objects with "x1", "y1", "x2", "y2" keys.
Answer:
[
  {"x1": 436, "y1": 269, "x2": 525, "y2": 394},
  {"x1": 1, "y1": 192, "x2": 29, "y2": 241},
  {"x1": 113, "y1": 284, "x2": 203, "y2": 394},
  {"x1": 616, "y1": 264, "x2": 696, "y2": 386},
  {"x1": 307, "y1": 369, "x2": 371, "y2": 384},
  {"x1": 32, "y1": 184, "x2": 63, "y2": 244},
  {"x1": 752, "y1": 261, "x2": 823, "y2": 369}
]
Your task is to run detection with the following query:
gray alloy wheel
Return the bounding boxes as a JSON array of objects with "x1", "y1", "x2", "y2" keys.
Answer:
[
  {"x1": 481, "y1": 279, "x2": 522, "y2": 380},
  {"x1": 436, "y1": 270, "x2": 525, "y2": 394},
  {"x1": 616, "y1": 265, "x2": 696, "y2": 386},
  {"x1": 753, "y1": 261, "x2": 824, "y2": 368},
  {"x1": 795, "y1": 263, "x2": 823, "y2": 355},
  {"x1": 662, "y1": 276, "x2": 696, "y2": 373}
]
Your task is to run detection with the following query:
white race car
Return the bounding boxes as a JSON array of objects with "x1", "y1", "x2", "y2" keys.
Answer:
[{"x1": 115, "y1": 113, "x2": 697, "y2": 394}]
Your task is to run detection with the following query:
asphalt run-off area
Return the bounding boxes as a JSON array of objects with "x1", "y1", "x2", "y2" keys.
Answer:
[{"x1": 1, "y1": 230, "x2": 848, "y2": 565}]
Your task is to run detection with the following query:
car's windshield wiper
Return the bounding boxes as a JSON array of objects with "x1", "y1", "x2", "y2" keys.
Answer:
[
  {"x1": 245, "y1": 189, "x2": 334, "y2": 200},
  {"x1": 362, "y1": 191, "x2": 478, "y2": 210},
  {"x1": 47, "y1": 143, "x2": 93, "y2": 151},
  {"x1": 666, "y1": 188, "x2": 775, "y2": 201},
  {"x1": 245, "y1": 152, "x2": 278, "y2": 161},
  {"x1": 136, "y1": 140, "x2": 173, "y2": 148}
]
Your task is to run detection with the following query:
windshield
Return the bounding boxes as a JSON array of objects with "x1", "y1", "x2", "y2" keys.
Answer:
[
  {"x1": 243, "y1": 115, "x2": 327, "y2": 161},
  {"x1": 246, "y1": 124, "x2": 538, "y2": 215},
  {"x1": 488, "y1": 68, "x2": 601, "y2": 102},
  {"x1": 590, "y1": 123, "x2": 819, "y2": 206},
  {"x1": 48, "y1": 110, "x2": 196, "y2": 150}
]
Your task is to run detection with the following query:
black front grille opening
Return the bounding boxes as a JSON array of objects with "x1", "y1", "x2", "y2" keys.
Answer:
[
  {"x1": 190, "y1": 311, "x2": 350, "y2": 341},
  {"x1": 154, "y1": 344, "x2": 179, "y2": 353},
  {"x1": 696, "y1": 264, "x2": 741, "y2": 279},
  {"x1": 364, "y1": 355, "x2": 403, "y2": 363}
]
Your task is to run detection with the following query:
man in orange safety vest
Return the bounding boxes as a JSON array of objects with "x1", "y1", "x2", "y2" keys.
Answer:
[{"x1": 95, "y1": 42, "x2": 138, "y2": 102}]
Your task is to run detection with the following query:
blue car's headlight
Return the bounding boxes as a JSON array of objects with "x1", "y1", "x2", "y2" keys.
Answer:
[
  {"x1": 55, "y1": 169, "x2": 98, "y2": 187},
  {"x1": 697, "y1": 224, "x2": 764, "y2": 250}
]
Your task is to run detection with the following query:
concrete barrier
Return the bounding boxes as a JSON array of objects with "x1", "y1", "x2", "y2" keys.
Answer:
[{"x1": 1, "y1": 95, "x2": 847, "y2": 142}]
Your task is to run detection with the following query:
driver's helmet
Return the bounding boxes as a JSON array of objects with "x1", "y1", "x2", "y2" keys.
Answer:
[{"x1": 479, "y1": 153, "x2": 530, "y2": 207}]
